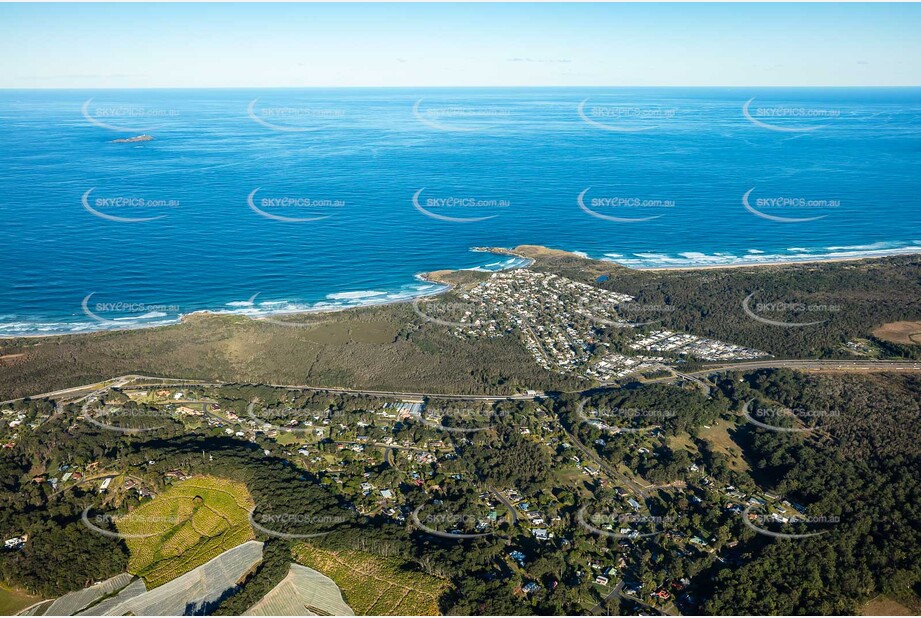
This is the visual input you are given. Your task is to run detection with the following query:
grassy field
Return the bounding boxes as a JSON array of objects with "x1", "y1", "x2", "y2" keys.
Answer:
[
  {"x1": 3, "y1": 248, "x2": 919, "y2": 401},
  {"x1": 872, "y1": 321, "x2": 921, "y2": 345},
  {"x1": 697, "y1": 419, "x2": 750, "y2": 472},
  {"x1": 116, "y1": 475, "x2": 255, "y2": 588},
  {"x1": 293, "y1": 544, "x2": 449, "y2": 615},
  {"x1": 0, "y1": 584, "x2": 43, "y2": 615},
  {"x1": 0, "y1": 302, "x2": 579, "y2": 400},
  {"x1": 862, "y1": 594, "x2": 920, "y2": 616}
]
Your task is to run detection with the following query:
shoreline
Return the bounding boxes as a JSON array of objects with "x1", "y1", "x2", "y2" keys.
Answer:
[
  {"x1": 0, "y1": 250, "x2": 519, "y2": 341},
  {"x1": 1, "y1": 245, "x2": 919, "y2": 341},
  {"x1": 501, "y1": 243, "x2": 921, "y2": 271},
  {"x1": 626, "y1": 253, "x2": 910, "y2": 272}
]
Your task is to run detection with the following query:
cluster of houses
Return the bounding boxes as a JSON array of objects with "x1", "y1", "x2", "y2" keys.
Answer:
[
  {"x1": 629, "y1": 330, "x2": 766, "y2": 361},
  {"x1": 432, "y1": 269, "x2": 769, "y2": 385},
  {"x1": 30, "y1": 462, "x2": 99, "y2": 492},
  {"x1": 1, "y1": 407, "x2": 44, "y2": 448},
  {"x1": 584, "y1": 350, "x2": 670, "y2": 382},
  {"x1": 450, "y1": 270, "x2": 634, "y2": 375}
]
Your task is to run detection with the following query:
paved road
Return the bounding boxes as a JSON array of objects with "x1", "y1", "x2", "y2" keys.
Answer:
[
  {"x1": 488, "y1": 486, "x2": 520, "y2": 525},
  {"x1": 643, "y1": 359, "x2": 921, "y2": 389},
  {"x1": 560, "y1": 422, "x2": 651, "y2": 499},
  {"x1": 682, "y1": 359, "x2": 921, "y2": 377},
  {"x1": 590, "y1": 579, "x2": 623, "y2": 615},
  {"x1": 3, "y1": 374, "x2": 541, "y2": 405},
  {"x1": 5, "y1": 359, "x2": 920, "y2": 406}
]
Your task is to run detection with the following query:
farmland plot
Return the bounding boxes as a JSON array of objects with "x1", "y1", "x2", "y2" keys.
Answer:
[
  {"x1": 115, "y1": 476, "x2": 255, "y2": 587},
  {"x1": 293, "y1": 544, "x2": 449, "y2": 615}
]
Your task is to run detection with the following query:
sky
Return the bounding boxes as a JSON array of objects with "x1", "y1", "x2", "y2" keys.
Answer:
[{"x1": 2, "y1": 3, "x2": 920, "y2": 88}]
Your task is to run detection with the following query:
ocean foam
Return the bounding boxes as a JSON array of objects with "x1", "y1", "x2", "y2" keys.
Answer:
[{"x1": 326, "y1": 290, "x2": 388, "y2": 301}]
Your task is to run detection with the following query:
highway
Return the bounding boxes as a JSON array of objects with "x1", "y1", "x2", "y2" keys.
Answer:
[
  {"x1": 2, "y1": 374, "x2": 542, "y2": 406},
  {"x1": 4, "y1": 359, "x2": 920, "y2": 407},
  {"x1": 680, "y1": 359, "x2": 921, "y2": 377}
]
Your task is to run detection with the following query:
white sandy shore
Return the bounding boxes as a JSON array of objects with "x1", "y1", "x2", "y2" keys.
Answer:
[{"x1": 1, "y1": 246, "x2": 916, "y2": 340}]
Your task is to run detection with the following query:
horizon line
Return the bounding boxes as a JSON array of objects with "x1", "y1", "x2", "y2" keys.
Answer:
[{"x1": 3, "y1": 85, "x2": 921, "y2": 91}]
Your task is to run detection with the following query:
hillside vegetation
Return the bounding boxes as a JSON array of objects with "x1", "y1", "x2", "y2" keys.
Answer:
[{"x1": 117, "y1": 476, "x2": 255, "y2": 587}]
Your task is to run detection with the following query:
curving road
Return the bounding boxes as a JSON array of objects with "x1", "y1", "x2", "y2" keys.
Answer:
[{"x1": 4, "y1": 359, "x2": 919, "y2": 407}]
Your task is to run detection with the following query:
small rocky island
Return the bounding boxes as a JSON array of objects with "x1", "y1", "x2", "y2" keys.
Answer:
[{"x1": 111, "y1": 134, "x2": 154, "y2": 143}]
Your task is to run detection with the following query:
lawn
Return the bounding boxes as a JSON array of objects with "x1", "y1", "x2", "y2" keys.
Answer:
[
  {"x1": 0, "y1": 585, "x2": 43, "y2": 615},
  {"x1": 862, "y1": 594, "x2": 921, "y2": 616},
  {"x1": 293, "y1": 544, "x2": 449, "y2": 615},
  {"x1": 697, "y1": 419, "x2": 750, "y2": 471},
  {"x1": 116, "y1": 475, "x2": 255, "y2": 588}
]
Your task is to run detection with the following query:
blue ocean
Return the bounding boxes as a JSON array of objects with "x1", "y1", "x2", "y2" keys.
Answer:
[{"x1": 1, "y1": 88, "x2": 919, "y2": 336}]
